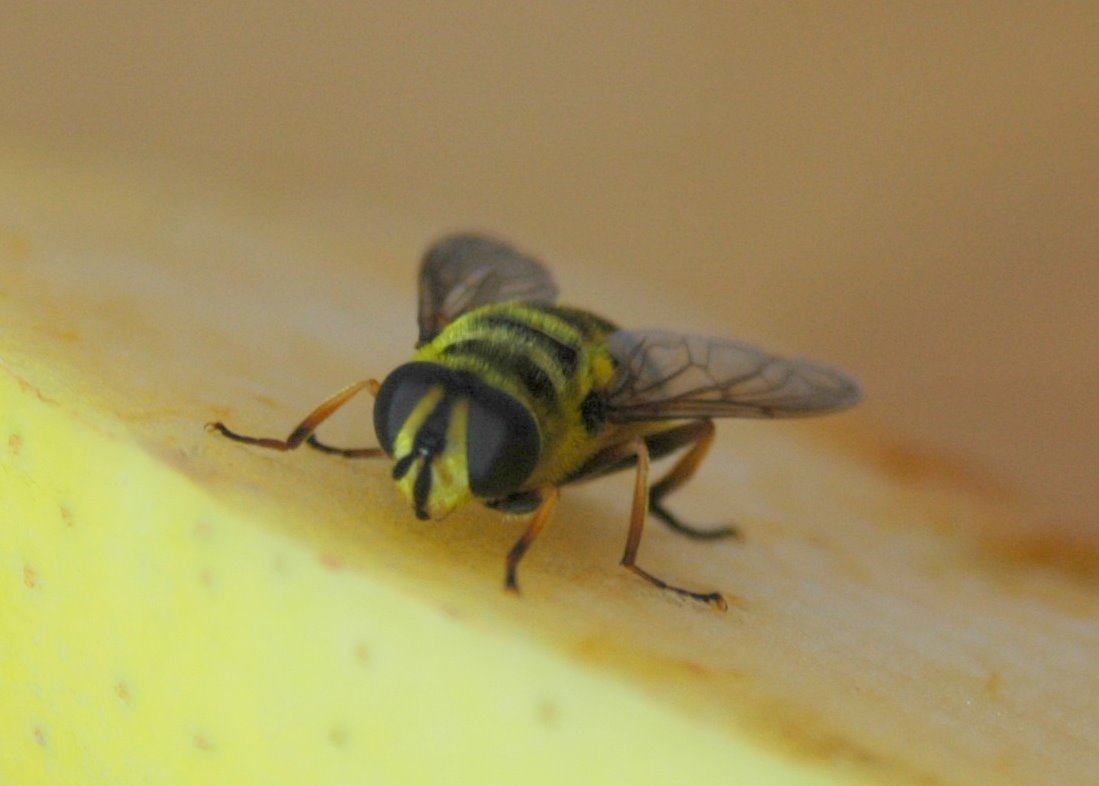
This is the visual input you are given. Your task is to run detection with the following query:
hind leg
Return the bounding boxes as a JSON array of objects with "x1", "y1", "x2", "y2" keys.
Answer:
[
  {"x1": 616, "y1": 437, "x2": 727, "y2": 610},
  {"x1": 647, "y1": 420, "x2": 740, "y2": 541}
]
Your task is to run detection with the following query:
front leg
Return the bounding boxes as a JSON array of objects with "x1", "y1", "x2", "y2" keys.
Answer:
[{"x1": 208, "y1": 378, "x2": 385, "y2": 458}]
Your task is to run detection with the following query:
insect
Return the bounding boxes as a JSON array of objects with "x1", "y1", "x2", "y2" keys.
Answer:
[{"x1": 208, "y1": 233, "x2": 861, "y2": 610}]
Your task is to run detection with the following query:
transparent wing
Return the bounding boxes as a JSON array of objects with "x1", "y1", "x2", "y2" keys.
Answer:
[
  {"x1": 604, "y1": 329, "x2": 862, "y2": 421},
  {"x1": 417, "y1": 233, "x2": 559, "y2": 345}
]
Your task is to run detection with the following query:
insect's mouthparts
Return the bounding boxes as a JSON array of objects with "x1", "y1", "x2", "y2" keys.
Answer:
[{"x1": 413, "y1": 454, "x2": 434, "y2": 517}]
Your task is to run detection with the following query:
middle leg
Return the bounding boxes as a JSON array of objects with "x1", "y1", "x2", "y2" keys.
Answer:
[{"x1": 505, "y1": 487, "x2": 561, "y2": 594}]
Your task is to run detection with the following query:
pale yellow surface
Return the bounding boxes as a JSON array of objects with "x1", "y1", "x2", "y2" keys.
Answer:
[
  {"x1": 2, "y1": 156, "x2": 1098, "y2": 785},
  {"x1": 0, "y1": 359, "x2": 851, "y2": 786},
  {"x1": 2, "y1": 5, "x2": 1098, "y2": 785}
]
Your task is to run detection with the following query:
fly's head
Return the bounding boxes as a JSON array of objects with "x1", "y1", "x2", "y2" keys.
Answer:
[{"x1": 373, "y1": 363, "x2": 540, "y2": 520}]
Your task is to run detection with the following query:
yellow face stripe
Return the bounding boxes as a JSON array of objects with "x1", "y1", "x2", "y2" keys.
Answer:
[
  {"x1": 392, "y1": 386, "x2": 445, "y2": 507},
  {"x1": 392, "y1": 385, "x2": 445, "y2": 459},
  {"x1": 391, "y1": 386, "x2": 473, "y2": 520},
  {"x1": 427, "y1": 397, "x2": 472, "y2": 517}
]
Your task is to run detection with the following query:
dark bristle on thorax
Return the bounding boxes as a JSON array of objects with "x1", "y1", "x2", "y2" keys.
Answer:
[{"x1": 580, "y1": 390, "x2": 607, "y2": 434}]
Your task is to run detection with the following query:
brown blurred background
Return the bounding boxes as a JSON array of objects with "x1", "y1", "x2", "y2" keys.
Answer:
[{"x1": 2, "y1": 3, "x2": 1097, "y2": 525}]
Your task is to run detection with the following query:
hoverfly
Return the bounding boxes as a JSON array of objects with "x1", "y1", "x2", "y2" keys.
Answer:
[{"x1": 209, "y1": 234, "x2": 861, "y2": 610}]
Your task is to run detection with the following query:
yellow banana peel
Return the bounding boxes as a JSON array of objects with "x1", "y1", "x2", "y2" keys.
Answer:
[{"x1": 2, "y1": 153, "x2": 1096, "y2": 786}]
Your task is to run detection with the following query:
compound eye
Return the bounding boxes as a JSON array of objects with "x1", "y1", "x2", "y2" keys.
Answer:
[
  {"x1": 373, "y1": 363, "x2": 450, "y2": 456},
  {"x1": 466, "y1": 383, "x2": 540, "y2": 499}
]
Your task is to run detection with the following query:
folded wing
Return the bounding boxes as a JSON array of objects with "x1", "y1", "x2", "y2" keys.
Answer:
[
  {"x1": 604, "y1": 329, "x2": 862, "y2": 421},
  {"x1": 417, "y1": 233, "x2": 559, "y2": 346}
]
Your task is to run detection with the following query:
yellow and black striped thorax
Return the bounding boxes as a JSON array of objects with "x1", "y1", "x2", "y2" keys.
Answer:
[
  {"x1": 372, "y1": 302, "x2": 621, "y2": 509},
  {"x1": 417, "y1": 302, "x2": 618, "y2": 428}
]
